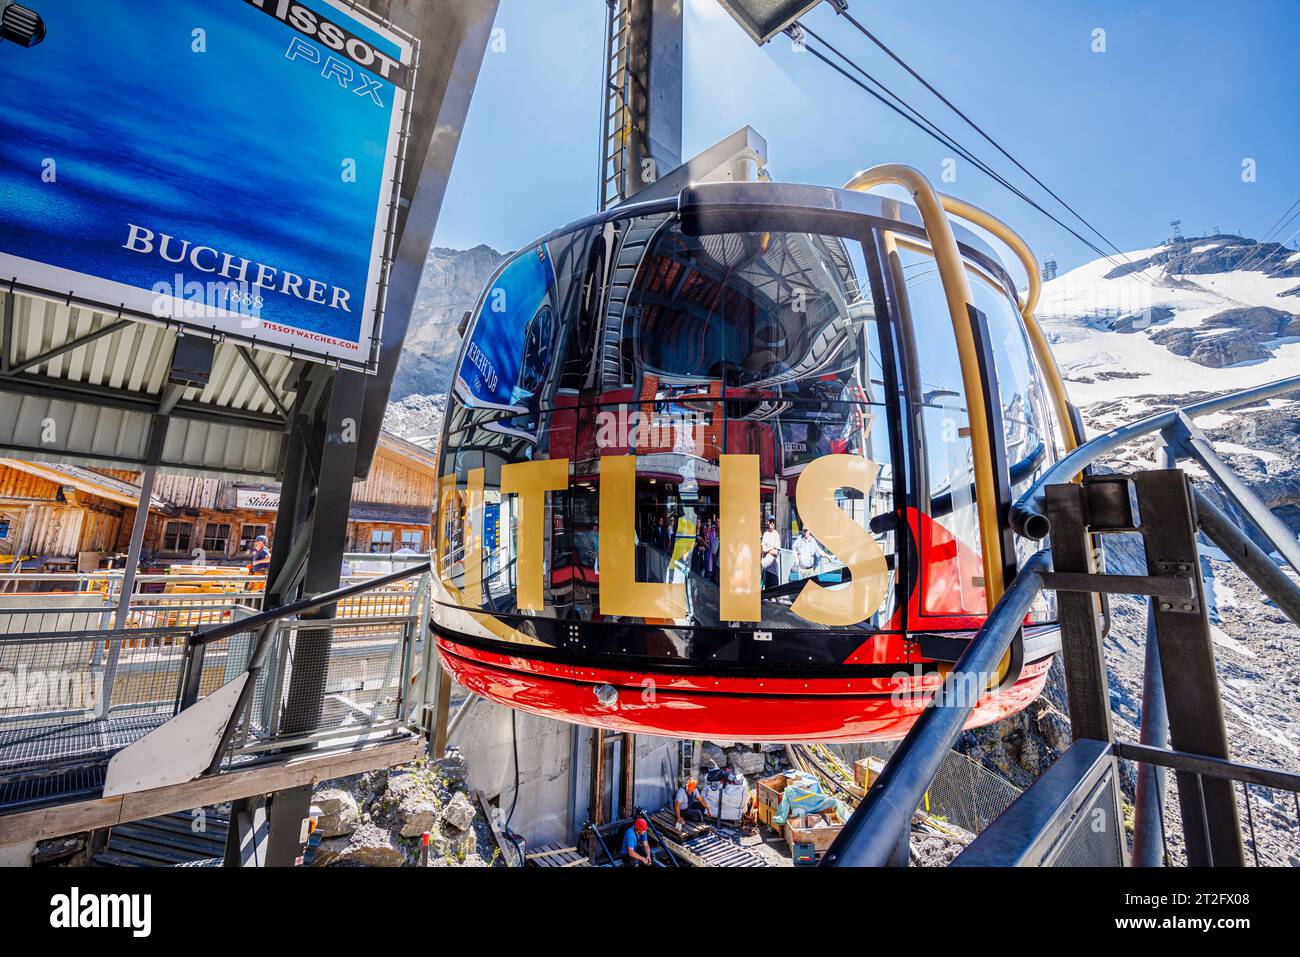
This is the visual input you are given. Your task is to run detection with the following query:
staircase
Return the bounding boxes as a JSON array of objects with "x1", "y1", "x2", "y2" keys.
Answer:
[
  {"x1": 600, "y1": 214, "x2": 667, "y2": 390},
  {"x1": 94, "y1": 810, "x2": 229, "y2": 867}
]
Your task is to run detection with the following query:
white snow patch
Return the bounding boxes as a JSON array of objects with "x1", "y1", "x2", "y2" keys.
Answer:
[{"x1": 1215, "y1": 442, "x2": 1282, "y2": 464}]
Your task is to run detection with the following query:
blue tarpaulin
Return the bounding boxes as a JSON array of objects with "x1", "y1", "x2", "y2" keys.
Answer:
[{"x1": 773, "y1": 784, "x2": 849, "y2": 826}]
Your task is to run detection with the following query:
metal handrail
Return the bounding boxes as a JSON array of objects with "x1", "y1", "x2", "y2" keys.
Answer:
[
  {"x1": 189, "y1": 561, "x2": 430, "y2": 646},
  {"x1": 1011, "y1": 374, "x2": 1300, "y2": 539},
  {"x1": 822, "y1": 551, "x2": 1052, "y2": 866},
  {"x1": 827, "y1": 374, "x2": 1300, "y2": 866},
  {"x1": 189, "y1": 560, "x2": 431, "y2": 775}
]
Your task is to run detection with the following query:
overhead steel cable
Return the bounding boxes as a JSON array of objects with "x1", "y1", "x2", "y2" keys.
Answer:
[
  {"x1": 832, "y1": 8, "x2": 1141, "y2": 273},
  {"x1": 797, "y1": 28, "x2": 1147, "y2": 283},
  {"x1": 1232, "y1": 199, "x2": 1300, "y2": 273},
  {"x1": 1258, "y1": 198, "x2": 1300, "y2": 243},
  {"x1": 1238, "y1": 221, "x2": 1300, "y2": 276}
]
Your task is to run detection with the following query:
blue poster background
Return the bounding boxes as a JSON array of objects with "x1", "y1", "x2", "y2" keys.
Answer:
[
  {"x1": 0, "y1": 0, "x2": 405, "y2": 364},
  {"x1": 456, "y1": 245, "x2": 558, "y2": 413}
]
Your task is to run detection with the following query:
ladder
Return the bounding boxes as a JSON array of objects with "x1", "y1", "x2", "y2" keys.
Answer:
[{"x1": 598, "y1": 0, "x2": 633, "y2": 211}]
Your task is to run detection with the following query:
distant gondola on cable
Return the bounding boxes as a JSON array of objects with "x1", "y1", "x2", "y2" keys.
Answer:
[{"x1": 430, "y1": 169, "x2": 1080, "y2": 741}]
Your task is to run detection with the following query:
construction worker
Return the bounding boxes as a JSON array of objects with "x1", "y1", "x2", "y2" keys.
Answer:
[
  {"x1": 621, "y1": 816, "x2": 652, "y2": 866},
  {"x1": 249, "y1": 534, "x2": 272, "y2": 575},
  {"x1": 674, "y1": 777, "x2": 710, "y2": 825}
]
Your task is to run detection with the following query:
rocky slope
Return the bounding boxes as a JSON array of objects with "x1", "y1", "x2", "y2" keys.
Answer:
[
  {"x1": 383, "y1": 392, "x2": 447, "y2": 447},
  {"x1": 389, "y1": 244, "x2": 506, "y2": 403},
  {"x1": 311, "y1": 753, "x2": 508, "y2": 866}
]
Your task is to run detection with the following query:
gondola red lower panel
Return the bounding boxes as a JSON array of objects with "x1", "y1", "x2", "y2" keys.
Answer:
[{"x1": 437, "y1": 637, "x2": 1052, "y2": 742}]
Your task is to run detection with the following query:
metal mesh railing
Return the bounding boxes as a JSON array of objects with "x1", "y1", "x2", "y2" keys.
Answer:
[
  {"x1": 192, "y1": 568, "x2": 428, "y2": 767},
  {"x1": 829, "y1": 740, "x2": 1023, "y2": 837},
  {"x1": 0, "y1": 563, "x2": 430, "y2": 804},
  {"x1": 0, "y1": 627, "x2": 192, "y2": 774},
  {"x1": 0, "y1": 572, "x2": 264, "y2": 635}
]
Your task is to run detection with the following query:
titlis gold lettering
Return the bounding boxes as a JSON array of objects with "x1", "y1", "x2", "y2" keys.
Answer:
[{"x1": 440, "y1": 455, "x2": 891, "y2": 628}]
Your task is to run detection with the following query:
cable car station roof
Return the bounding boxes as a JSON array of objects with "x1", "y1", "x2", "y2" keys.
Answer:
[{"x1": 1, "y1": 292, "x2": 295, "y2": 480}]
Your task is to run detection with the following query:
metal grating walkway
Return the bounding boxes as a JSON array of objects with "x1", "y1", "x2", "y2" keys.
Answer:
[{"x1": 0, "y1": 713, "x2": 169, "y2": 813}]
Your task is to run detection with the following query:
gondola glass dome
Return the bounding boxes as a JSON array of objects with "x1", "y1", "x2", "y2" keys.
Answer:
[{"x1": 430, "y1": 171, "x2": 1075, "y2": 741}]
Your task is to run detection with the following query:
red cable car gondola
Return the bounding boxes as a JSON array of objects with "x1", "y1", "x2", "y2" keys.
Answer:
[{"x1": 431, "y1": 167, "x2": 1079, "y2": 741}]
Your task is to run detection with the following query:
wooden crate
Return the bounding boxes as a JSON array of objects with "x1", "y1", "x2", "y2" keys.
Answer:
[
  {"x1": 854, "y1": 756, "x2": 887, "y2": 791},
  {"x1": 756, "y1": 771, "x2": 818, "y2": 830},
  {"x1": 784, "y1": 810, "x2": 844, "y2": 856}
]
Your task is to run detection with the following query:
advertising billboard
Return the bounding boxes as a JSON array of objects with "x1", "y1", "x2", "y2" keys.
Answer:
[
  {"x1": 0, "y1": 0, "x2": 415, "y2": 370},
  {"x1": 454, "y1": 243, "x2": 559, "y2": 441}
]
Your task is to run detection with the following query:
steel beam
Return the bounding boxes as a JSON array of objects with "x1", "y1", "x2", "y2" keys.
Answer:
[
  {"x1": 1131, "y1": 470, "x2": 1244, "y2": 866},
  {"x1": 1115, "y1": 742, "x2": 1300, "y2": 791},
  {"x1": 1, "y1": 291, "x2": 13, "y2": 374},
  {"x1": 354, "y1": 0, "x2": 502, "y2": 477},
  {"x1": 235, "y1": 345, "x2": 290, "y2": 419},
  {"x1": 1194, "y1": 488, "x2": 1300, "y2": 627},
  {"x1": 1170, "y1": 412, "x2": 1300, "y2": 577},
  {"x1": 6, "y1": 318, "x2": 133, "y2": 376},
  {"x1": 263, "y1": 784, "x2": 312, "y2": 867},
  {"x1": 1045, "y1": 482, "x2": 1114, "y2": 744},
  {"x1": 100, "y1": 413, "x2": 167, "y2": 719},
  {"x1": 278, "y1": 372, "x2": 366, "y2": 737}
]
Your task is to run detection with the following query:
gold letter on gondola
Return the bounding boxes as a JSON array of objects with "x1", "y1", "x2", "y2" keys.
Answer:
[
  {"x1": 463, "y1": 468, "x2": 485, "y2": 607},
  {"x1": 599, "y1": 456, "x2": 687, "y2": 619},
  {"x1": 436, "y1": 473, "x2": 457, "y2": 589},
  {"x1": 501, "y1": 458, "x2": 570, "y2": 611},
  {"x1": 792, "y1": 455, "x2": 889, "y2": 627},
  {"x1": 719, "y1": 454, "x2": 761, "y2": 622}
]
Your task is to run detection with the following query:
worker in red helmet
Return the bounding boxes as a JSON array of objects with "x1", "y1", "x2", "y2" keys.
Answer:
[{"x1": 622, "y1": 816, "x2": 652, "y2": 867}]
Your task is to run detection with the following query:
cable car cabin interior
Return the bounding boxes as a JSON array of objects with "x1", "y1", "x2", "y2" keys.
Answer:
[{"x1": 432, "y1": 176, "x2": 1077, "y2": 742}]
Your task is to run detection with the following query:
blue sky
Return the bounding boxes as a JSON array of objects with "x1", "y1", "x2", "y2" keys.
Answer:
[{"x1": 432, "y1": 0, "x2": 1299, "y2": 281}]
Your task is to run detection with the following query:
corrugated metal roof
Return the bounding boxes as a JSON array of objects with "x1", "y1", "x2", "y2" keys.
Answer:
[
  {"x1": 1, "y1": 291, "x2": 296, "y2": 480},
  {"x1": 2, "y1": 459, "x2": 175, "y2": 512}
]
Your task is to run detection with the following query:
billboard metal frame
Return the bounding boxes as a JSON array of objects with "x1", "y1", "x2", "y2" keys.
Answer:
[{"x1": 0, "y1": 0, "x2": 420, "y2": 373}]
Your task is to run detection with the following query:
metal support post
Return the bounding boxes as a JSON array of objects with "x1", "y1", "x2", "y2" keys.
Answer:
[
  {"x1": 1044, "y1": 482, "x2": 1114, "y2": 743},
  {"x1": 1132, "y1": 603, "x2": 1169, "y2": 866},
  {"x1": 101, "y1": 413, "x2": 167, "y2": 718},
  {"x1": 1131, "y1": 470, "x2": 1244, "y2": 866}
]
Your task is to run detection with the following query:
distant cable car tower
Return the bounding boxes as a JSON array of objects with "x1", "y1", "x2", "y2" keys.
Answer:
[
  {"x1": 1169, "y1": 219, "x2": 1184, "y2": 242},
  {"x1": 1041, "y1": 255, "x2": 1058, "y2": 281}
]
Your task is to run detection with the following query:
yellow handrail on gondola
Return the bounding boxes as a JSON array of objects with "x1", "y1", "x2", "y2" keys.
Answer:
[{"x1": 843, "y1": 164, "x2": 1009, "y2": 607}]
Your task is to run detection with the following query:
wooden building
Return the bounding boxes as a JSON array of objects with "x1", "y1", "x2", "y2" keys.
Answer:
[
  {"x1": 0, "y1": 432, "x2": 437, "y2": 569},
  {"x1": 0, "y1": 460, "x2": 173, "y2": 569}
]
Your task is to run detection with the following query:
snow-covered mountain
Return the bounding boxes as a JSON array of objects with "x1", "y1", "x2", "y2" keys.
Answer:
[{"x1": 1041, "y1": 234, "x2": 1300, "y2": 413}]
